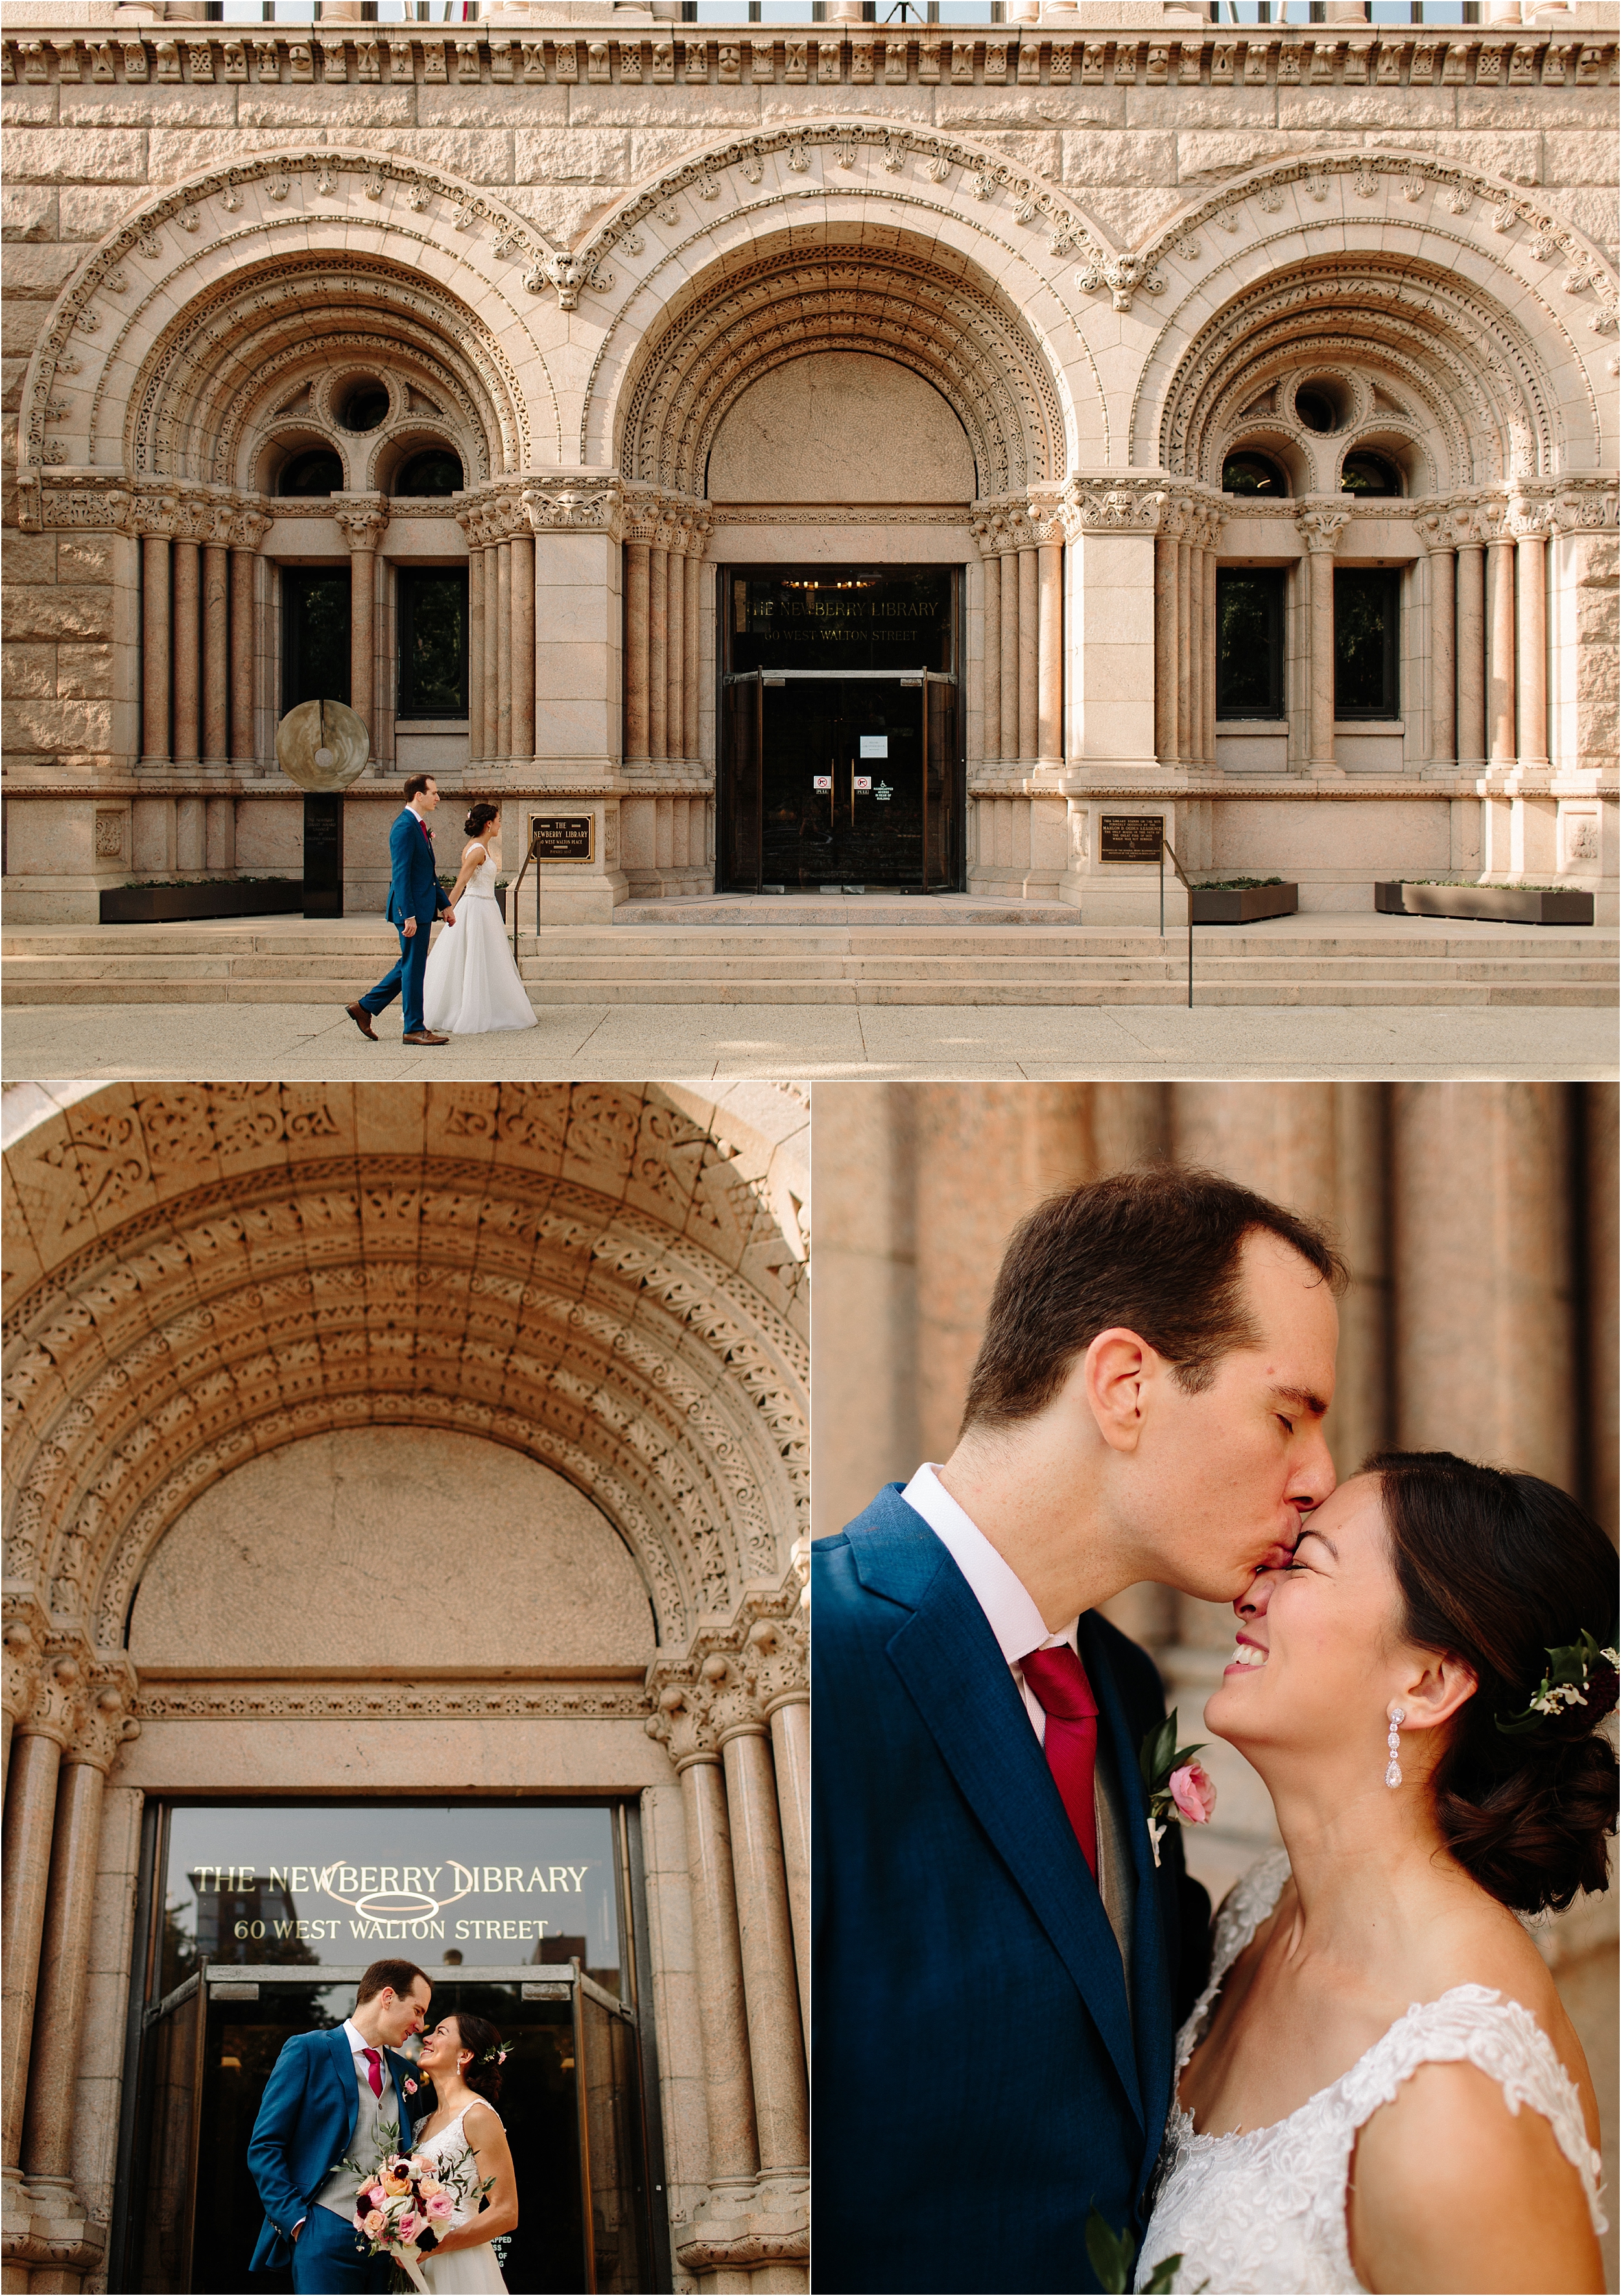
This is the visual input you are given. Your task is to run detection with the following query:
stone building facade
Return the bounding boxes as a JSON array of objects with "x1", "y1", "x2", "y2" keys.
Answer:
[
  {"x1": 811, "y1": 1078, "x2": 1620, "y2": 2284},
  {"x1": 1, "y1": 1079, "x2": 810, "y2": 2295},
  {"x1": 2, "y1": 5, "x2": 1616, "y2": 923}
]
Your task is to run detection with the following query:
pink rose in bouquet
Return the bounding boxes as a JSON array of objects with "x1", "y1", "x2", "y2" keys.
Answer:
[
  {"x1": 1167, "y1": 1760, "x2": 1217, "y2": 1826},
  {"x1": 426, "y1": 2192, "x2": 456, "y2": 2222},
  {"x1": 362, "y1": 2210, "x2": 386, "y2": 2238}
]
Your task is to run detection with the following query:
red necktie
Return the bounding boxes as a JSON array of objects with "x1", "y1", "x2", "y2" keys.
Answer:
[
  {"x1": 362, "y1": 2046, "x2": 383, "y2": 2100},
  {"x1": 1020, "y1": 1642, "x2": 1099, "y2": 1878}
]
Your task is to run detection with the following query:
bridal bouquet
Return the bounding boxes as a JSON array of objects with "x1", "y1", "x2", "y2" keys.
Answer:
[{"x1": 349, "y1": 2144, "x2": 488, "y2": 2295}]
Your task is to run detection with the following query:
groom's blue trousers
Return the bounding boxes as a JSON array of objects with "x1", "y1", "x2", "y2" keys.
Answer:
[
  {"x1": 290, "y1": 2205, "x2": 392, "y2": 2294},
  {"x1": 359, "y1": 917, "x2": 432, "y2": 1037}
]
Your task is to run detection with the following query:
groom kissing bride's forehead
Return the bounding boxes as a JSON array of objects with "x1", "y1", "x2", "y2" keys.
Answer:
[{"x1": 814, "y1": 1165, "x2": 1346, "y2": 2295}]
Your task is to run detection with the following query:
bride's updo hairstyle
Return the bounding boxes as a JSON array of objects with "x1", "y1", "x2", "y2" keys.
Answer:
[
  {"x1": 464, "y1": 802, "x2": 500, "y2": 840},
  {"x1": 1366, "y1": 1449, "x2": 1618, "y2": 1915},
  {"x1": 448, "y1": 2010, "x2": 505, "y2": 2106}
]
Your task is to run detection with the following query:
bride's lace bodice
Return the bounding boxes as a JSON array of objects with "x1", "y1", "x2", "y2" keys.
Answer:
[
  {"x1": 416, "y1": 2104, "x2": 499, "y2": 2231},
  {"x1": 1133, "y1": 1851, "x2": 1605, "y2": 2294}
]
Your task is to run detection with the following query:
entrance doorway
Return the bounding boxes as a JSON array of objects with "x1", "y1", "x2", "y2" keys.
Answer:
[
  {"x1": 720, "y1": 566, "x2": 962, "y2": 893},
  {"x1": 129, "y1": 1964, "x2": 650, "y2": 2295}
]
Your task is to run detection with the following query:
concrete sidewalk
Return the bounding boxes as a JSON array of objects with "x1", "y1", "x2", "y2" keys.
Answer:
[{"x1": 4, "y1": 999, "x2": 1614, "y2": 1083}]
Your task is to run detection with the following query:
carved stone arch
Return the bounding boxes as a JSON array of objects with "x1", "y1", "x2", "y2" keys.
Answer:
[
  {"x1": 17, "y1": 148, "x2": 567, "y2": 482},
  {"x1": 574, "y1": 122, "x2": 1109, "y2": 476},
  {"x1": 2, "y1": 1085, "x2": 809, "y2": 1662},
  {"x1": 1126, "y1": 150, "x2": 1617, "y2": 482}
]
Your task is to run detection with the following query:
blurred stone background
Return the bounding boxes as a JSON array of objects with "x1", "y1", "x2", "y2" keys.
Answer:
[{"x1": 812, "y1": 1081, "x2": 1618, "y2": 2288}]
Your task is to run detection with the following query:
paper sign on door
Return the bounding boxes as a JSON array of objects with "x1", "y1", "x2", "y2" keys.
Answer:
[{"x1": 859, "y1": 736, "x2": 888, "y2": 759}]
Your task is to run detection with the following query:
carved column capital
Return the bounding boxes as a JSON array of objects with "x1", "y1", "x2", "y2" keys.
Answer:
[
  {"x1": 229, "y1": 506, "x2": 270, "y2": 551},
  {"x1": 1061, "y1": 479, "x2": 1170, "y2": 540},
  {"x1": 1415, "y1": 507, "x2": 1458, "y2": 552},
  {"x1": 21, "y1": 1648, "x2": 90, "y2": 1753},
  {"x1": 1296, "y1": 505, "x2": 1351, "y2": 554},
  {"x1": 1, "y1": 1601, "x2": 49, "y2": 1733},
  {"x1": 65, "y1": 1662, "x2": 139, "y2": 1773},
  {"x1": 645, "y1": 1674, "x2": 721, "y2": 1769},
  {"x1": 334, "y1": 496, "x2": 390, "y2": 552}
]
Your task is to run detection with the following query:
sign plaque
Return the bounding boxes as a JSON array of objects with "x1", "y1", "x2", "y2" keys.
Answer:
[
  {"x1": 529, "y1": 813, "x2": 594, "y2": 864},
  {"x1": 1099, "y1": 813, "x2": 1165, "y2": 865}
]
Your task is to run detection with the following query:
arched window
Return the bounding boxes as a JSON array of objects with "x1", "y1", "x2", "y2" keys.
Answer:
[
  {"x1": 278, "y1": 448, "x2": 344, "y2": 498},
  {"x1": 1341, "y1": 451, "x2": 1401, "y2": 497},
  {"x1": 337, "y1": 380, "x2": 390, "y2": 433},
  {"x1": 394, "y1": 449, "x2": 464, "y2": 497},
  {"x1": 1222, "y1": 452, "x2": 1289, "y2": 499}
]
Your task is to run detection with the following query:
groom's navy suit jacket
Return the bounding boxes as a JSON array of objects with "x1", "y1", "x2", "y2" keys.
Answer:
[
  {"x1": 246, "y1": 2026, "x2": 418, "y2": 2274},
  {"x1": 813, "y1": 1485, "x2": 1212, "y2": 2296},
  {"x1": 385, "y1": 807, "x2": 449, "y2": 929}
]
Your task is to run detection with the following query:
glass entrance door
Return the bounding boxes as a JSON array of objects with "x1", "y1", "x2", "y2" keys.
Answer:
[
  {"x1": 126, "y1": 1964, "x2": 652, "y2": 2295},
  {"x1": 720, "y1": 566, "x2": 962, "y2": 892}
]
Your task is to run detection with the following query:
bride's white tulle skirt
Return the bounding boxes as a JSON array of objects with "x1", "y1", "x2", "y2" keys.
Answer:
[
  {"x1": 423, "y1": 890, "x2": 536, "y2": 1035},
  {"x1": 418, "y1": 2236, "x2": 508, "y2": 2293}
]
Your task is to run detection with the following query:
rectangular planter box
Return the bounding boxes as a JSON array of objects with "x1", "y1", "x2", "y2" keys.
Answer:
[
  {"x1": 1375, "y1": 882, "x2": 1594, "y2": 927},
  {"x1": 101, "y1": 882, "x2": 303, "y2": 925},
  {"x1": 1189, "y1": 883, "x2": 1299, "y2": 925}
]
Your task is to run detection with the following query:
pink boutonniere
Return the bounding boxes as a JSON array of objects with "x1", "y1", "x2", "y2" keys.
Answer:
[
  {"x1": 403, "y1": 2077, "x2": 418, "y2": 2095},
  {"x1": 1139, "y1": 1709, "x2": 1217, "y2": 1869}
]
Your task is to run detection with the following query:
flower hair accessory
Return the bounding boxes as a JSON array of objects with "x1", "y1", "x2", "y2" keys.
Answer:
[
  {"x1": 1495, "y1": 1629, "x2": 1620, "y2": 1738},
  {"x1": 477, "y1": 2042, "x2": 508, "y2": 2068}
]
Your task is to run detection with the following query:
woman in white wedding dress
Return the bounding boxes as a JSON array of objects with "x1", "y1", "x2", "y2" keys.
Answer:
[
  {"x1": 423, "y1": 803, "x2": 537, "y2": 1036},
  {"x1": 409, "y1": 2011, "x2": 517, "y2": 2293},
  {"x1": 1135, "y1": 1450, "x2": 1613, "y2": 2295}
]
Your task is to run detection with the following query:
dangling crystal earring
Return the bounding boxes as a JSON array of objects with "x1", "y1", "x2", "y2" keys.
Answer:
[{"x1": 1385, "y1": 1705, "x2": 1406, "y2": 1789}]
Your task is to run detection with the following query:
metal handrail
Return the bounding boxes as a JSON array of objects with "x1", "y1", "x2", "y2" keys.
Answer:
[{"x1": 1161, "y1": 834, "x2": 1196, "y2": 1009}]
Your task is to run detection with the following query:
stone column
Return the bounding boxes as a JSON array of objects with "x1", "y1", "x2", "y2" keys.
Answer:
[
  {"x1": 228, "y1": 517, "x2": 264, "y2": 766},
  {"x1": 495, "y1": 538, "x2": 513, "y2": 766},
  {"x1": 1455, "y1": 525, "x2": 1487, "y2": 768},
  {"x1": 647, "y1": 1685, "x2": 759, "y2": 2183},
  {"x1": 683, "y1": 551, "x2": 703, "y2": 766},
  {"x1": 648, "y1": 543, "x2": 669, "y2": 764},
  {"x1": 978, "y1": 542, "x2": 1001, "y2": 766},
  {"x1": 1187, "y1": 544, "x2": 1205, "y2": 767},
  {"x1": 999, "y1": 541, "x2": 1019, "y2": 766},
  {"x1": 140, "y1": 533, "x2": 171, "y2": 764},
  {"x1": 1154, "y1": 527, "x2": 1179, "y2": 764},
  {"x1": 481, "y1": 545, "x2": 500, "y2": 764},
  {"x1": 1, "y1": 1655, "x2": 84, "y2": 2174},
  {"x1": 1017, "y1": 547, "x2": 1039, "y2": 767},
  {"x1": 1176, "y1": 534, "x2": 1192, "y2": 761},
  {"x1": 667, "y1": 538, "x2": 687, "y2": 764},
  {"x1": 1514, "y1": 515, "x2": 1548, "y2": 766},
  {"x1": 1390, "y1": 1084, "x2": 1576, "y2": 1492},
  {"x1": 746, "y1": 1604, "x2": 810, "y2": 2060},
  {"x1": 717, "y1": 1717, "x2": 805, "y2": 2174},
  {"x1": 1421, "y1": 517, "x2": 1456, "y2": 772},
  {"x1": 20, "y1": 1683, "x2": 135, "y2": 2213},
  {"x1": 1201, "y1": 530, "x2": 1219, "y2": 768},
  {"x1": 1299, "y1": 510, "x2": 1349, "y2": 772},
  {"x1": 1036, "y1": 534, "x2": 1063, "y2": 770},
  {"x1": 1486, "y1": 525, "x2": 1517, "y2": 765},
  {"x1": 337, "y1": 503, "x2": 387, "y2": 760},
  {"x1": 170, "y1": 538, "x2": 201, "y2": 767},
  {"x1": 201, "y1": 539, "x2": 230, "y2": 768},
  {"x1": 510, "y1": 530, "x2": 536, "y2": 764},
  {"x1": 466, "y1": 537, "x2": 485, "y2": 762},
  {"x1": 623, "y1": 541, "x2": 651, "y2": 764}
]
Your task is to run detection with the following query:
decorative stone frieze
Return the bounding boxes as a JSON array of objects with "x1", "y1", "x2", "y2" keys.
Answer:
[
  {"x1": 1061, "y1": 477, "x2": 1174, "y2": 536},
  {"x1": 135, "y1": 1680, "x2": 651, "y2": 1722}
]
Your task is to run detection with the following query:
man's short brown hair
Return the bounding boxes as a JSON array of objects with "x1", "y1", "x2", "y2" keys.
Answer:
[
  {"x1": 402, "y1": 773, "x2": 436, "y2": 803},
  {"x1": 356, "y1": 1958, "x2": 428, "y2": 2006},
  {"x1": 959, "y1": 1164, "x2": 1346, "y2": 1438}
]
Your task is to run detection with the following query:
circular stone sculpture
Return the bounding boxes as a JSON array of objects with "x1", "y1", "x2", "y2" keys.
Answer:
[{"x1": 275, "y1": 696, "x2": 370, "y2": 791}]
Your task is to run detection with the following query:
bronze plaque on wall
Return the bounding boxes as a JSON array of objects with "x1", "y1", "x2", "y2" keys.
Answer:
[
  {"x1": 1098, "y1": 813, "x2": 1164, "y2": 864},
  {"x1": 529, "y1": 814, "x2": 594, "y2": 863}
]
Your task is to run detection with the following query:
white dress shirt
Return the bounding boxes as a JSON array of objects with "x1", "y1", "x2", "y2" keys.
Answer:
[
  {"x1": 900, "y1": 1461, "x2": 1137, "y2": 1994},
  {"x1": 901, "y1": 1462, "x2": 1081, "y2": 1744}
]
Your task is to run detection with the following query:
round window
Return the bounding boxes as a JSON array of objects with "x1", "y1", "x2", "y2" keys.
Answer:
[
  {"x1": 338, "y1": 381, "x2": 390, "y2": 433},
  {"x1": 1222, "y1": 451, "x2": 1288, "y2": 499},
  {"x1": 1294, "y1": 387, "x2": 1338, "y2": 435},
  {"x1": 1340, "y1": 451, "x2": 1401, "y2": 497},
  {"x1": 278, "y1": 448, "x2": 344, "y2": 497},
  {"x1": 394, "y1": 449, "x2": 465, "y2": 497}
]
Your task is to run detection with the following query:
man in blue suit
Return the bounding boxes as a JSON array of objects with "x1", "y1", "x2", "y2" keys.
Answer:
[
  {"x1": 814, "y1": 1165, "x2": 1345, "y2": 2294},
  {"x1": 248, "y1": 1956, "x2": 431, "y2": 2290},
  {"x1": 346, "y1": 774, "x2": 455, "y2": 1045}
]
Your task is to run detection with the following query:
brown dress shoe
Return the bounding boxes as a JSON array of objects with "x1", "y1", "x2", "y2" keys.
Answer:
[
  {"x1": 344, "y1": 1002, "x2": 377, "y2": 1041},
  {"x1": 401, "y1": 1029, "x2": 450, "y2": 1045}
]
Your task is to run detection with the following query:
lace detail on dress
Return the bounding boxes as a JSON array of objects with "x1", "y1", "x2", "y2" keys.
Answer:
[{"x1": 1134, "y1": 1854, "x2": 1606, "y2": 2294}]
